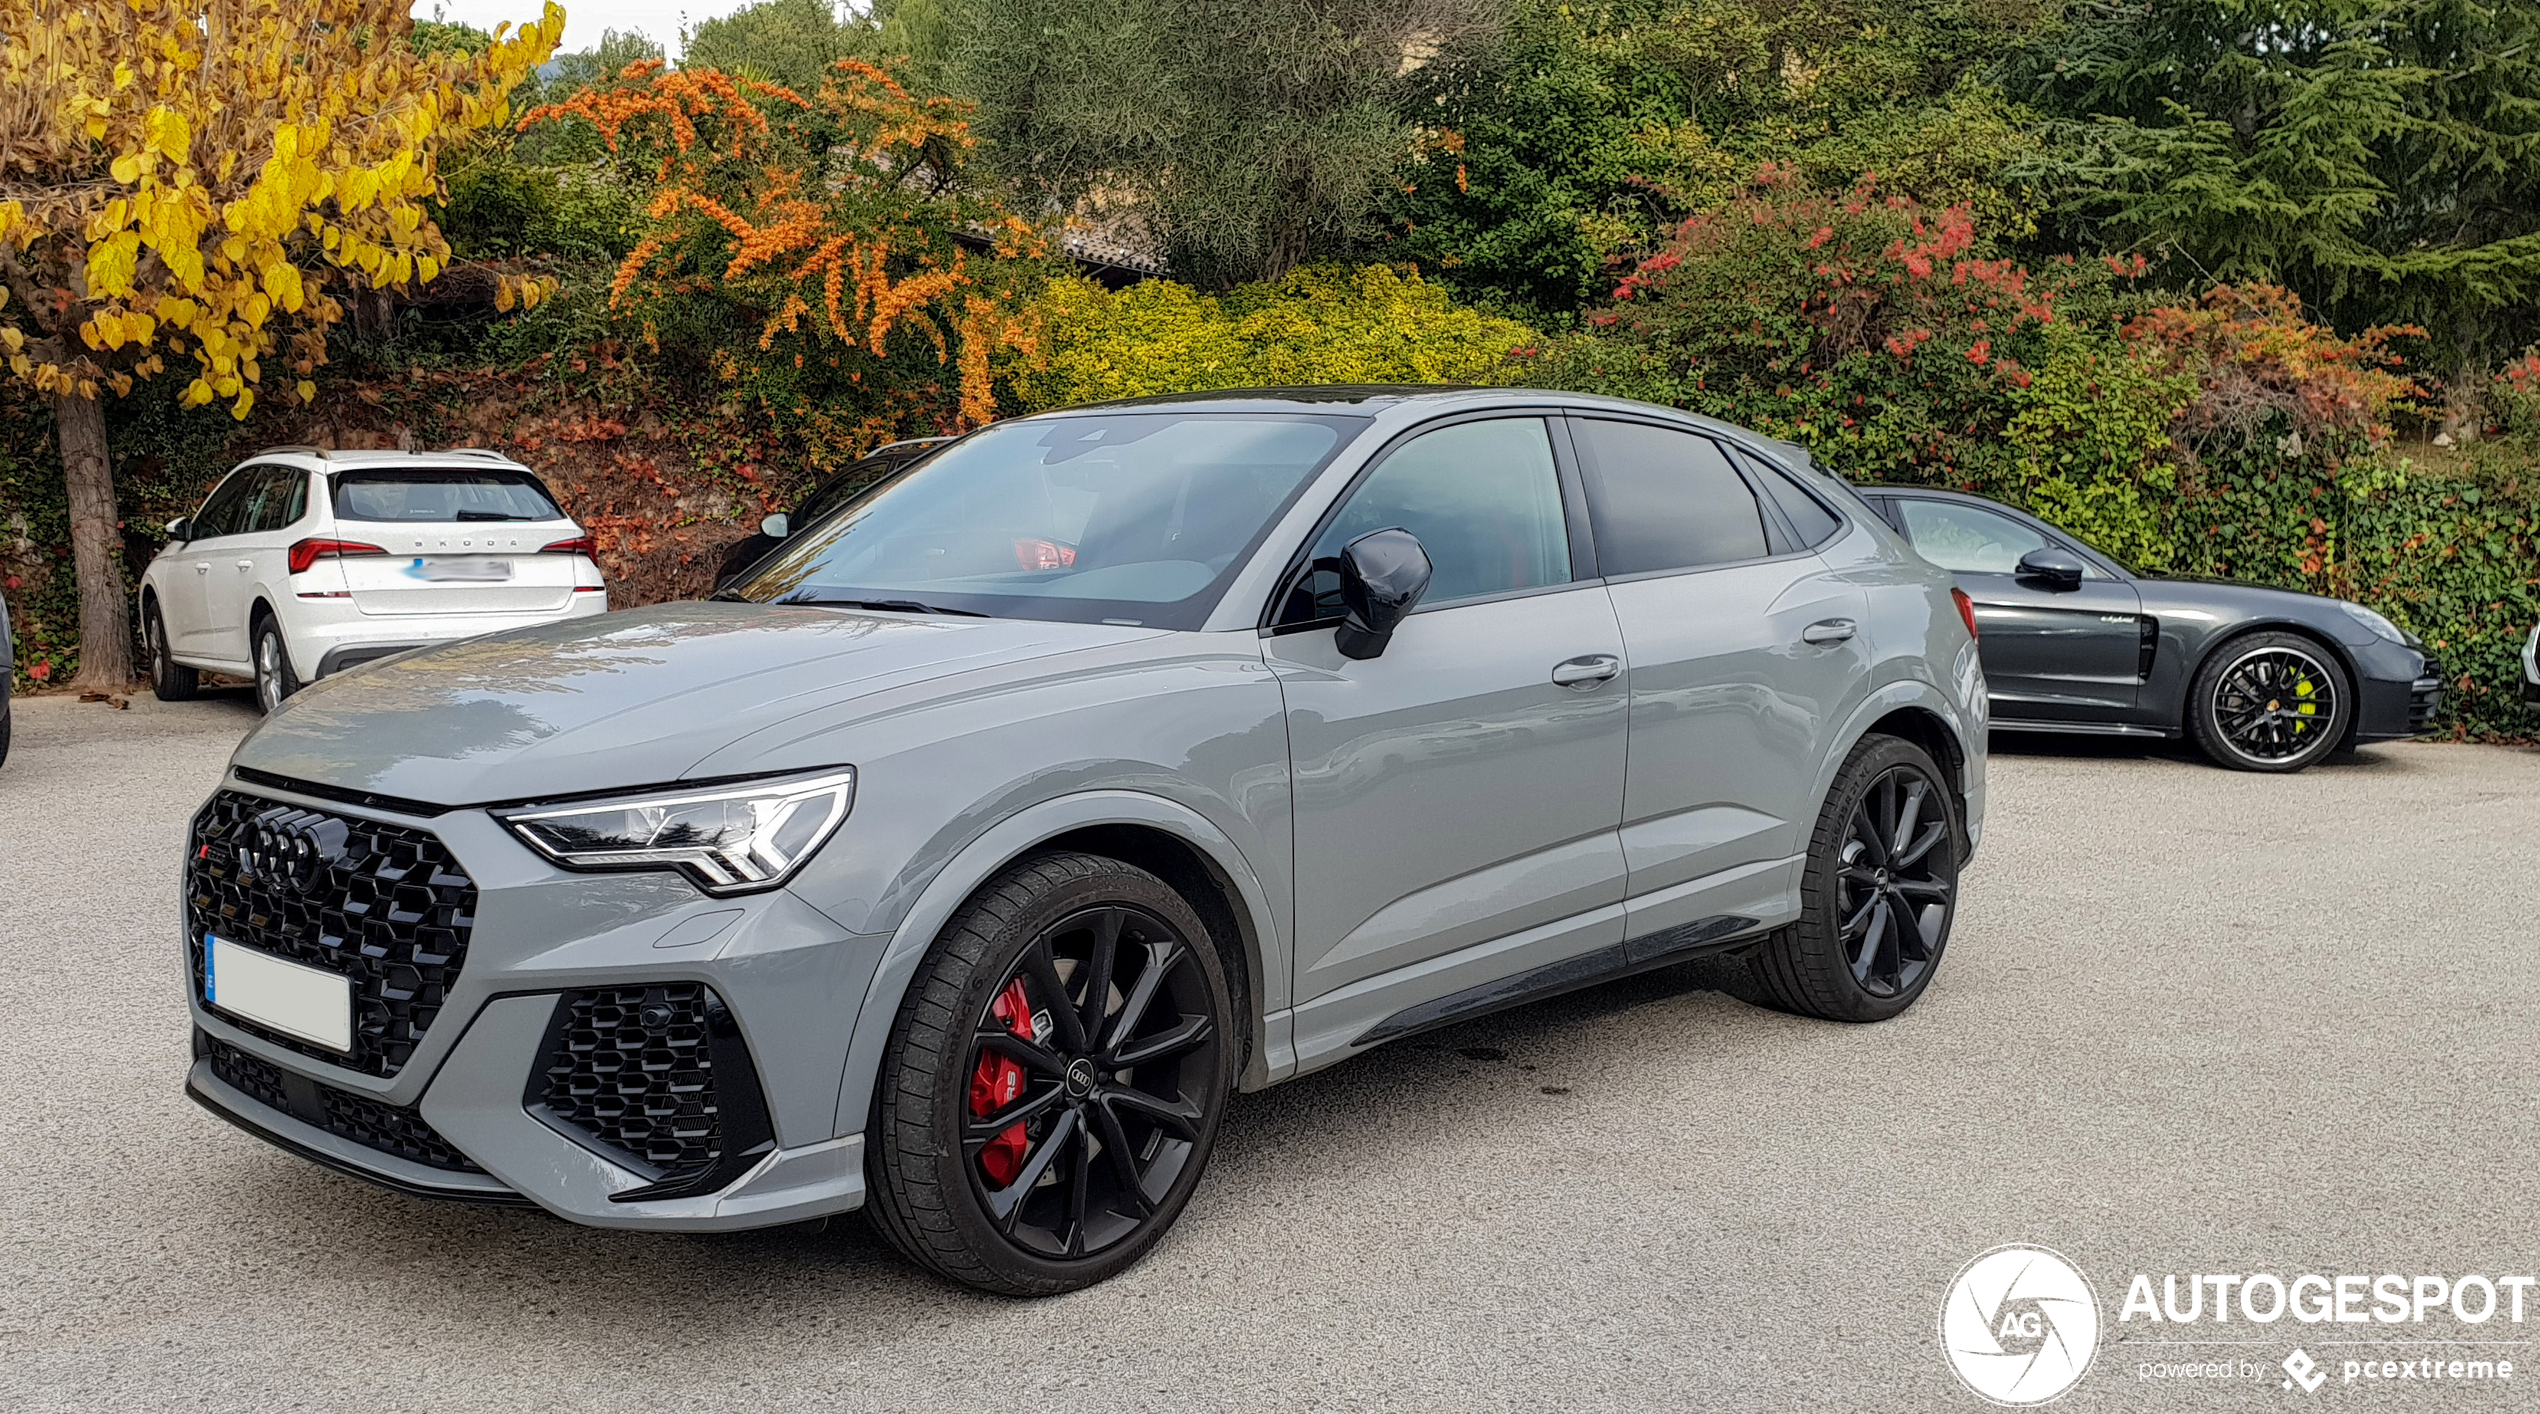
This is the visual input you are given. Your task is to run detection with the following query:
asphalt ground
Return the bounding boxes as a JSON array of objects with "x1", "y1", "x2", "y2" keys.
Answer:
[{"x1": 3, "y1": 687, "x2": 2537, "y2": 1412}]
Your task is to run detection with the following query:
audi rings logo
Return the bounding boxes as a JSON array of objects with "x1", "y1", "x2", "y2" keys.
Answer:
[
  {"x1": 236, "y1": 808, "x2": 350, "y2": 893},
  {"x1": 1941, "y1": 1245, "x2": 2103, "y2": 1405}
]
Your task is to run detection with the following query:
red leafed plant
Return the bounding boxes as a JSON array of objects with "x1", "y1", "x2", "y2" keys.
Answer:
[
  {"x1": 2121, "y1": 284, "x2": 2423, "y2": 450},
  {"x1": 1553, "y1": 166, "x2": 2133, "y2": 485}
]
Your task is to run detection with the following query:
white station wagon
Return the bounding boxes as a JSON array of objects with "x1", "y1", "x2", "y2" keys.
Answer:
[{"x1": 140, "y1": 448, "x2": 608, "y2": 710}]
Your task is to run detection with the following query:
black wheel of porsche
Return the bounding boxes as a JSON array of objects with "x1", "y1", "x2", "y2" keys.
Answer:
[
  {"x1": 2186, "y1": 631, "x2": 2351, "y2": 773},
  {"x1": 1750, "y1": 734, "x2": 1961, "y2": 1022},
  {"x1": 251, "y1": 614, "x2": 299, "y2": 714},
  {"x1": 866, "y1": 852, "x2": 1233, "y2": 1295},
  {"x1": 146, "y1": 603, "x2": 198, "y2": 702}
]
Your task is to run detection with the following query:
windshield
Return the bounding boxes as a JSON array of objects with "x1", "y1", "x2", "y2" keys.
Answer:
[
  {"x1": 724, "y1": 412, "x2": 1366, "y2": 628},
  {"x1": 332, "y1": 469, "x2": 565, "y2": 523}
]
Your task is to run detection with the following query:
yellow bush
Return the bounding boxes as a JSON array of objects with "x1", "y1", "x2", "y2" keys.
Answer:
[{"x1": 1010, "y1": 264, "x2": 1538, "y2": 412}]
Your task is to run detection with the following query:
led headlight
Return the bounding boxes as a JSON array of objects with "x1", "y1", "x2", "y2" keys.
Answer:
[
  {"x1": 2337, "y1": 601, "x2": 2413, "y2": 646},
  {"x1": 496, "y1": 768, "x2": 855, "y2": 894}
]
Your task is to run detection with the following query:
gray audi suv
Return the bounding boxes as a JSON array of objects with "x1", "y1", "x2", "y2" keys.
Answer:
[{"x1": 183, "y1": 388, "x2": 1988, "y2": 1294}]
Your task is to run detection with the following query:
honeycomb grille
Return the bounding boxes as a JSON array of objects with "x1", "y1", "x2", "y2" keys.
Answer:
[
  {"x1": 204, "y1": 1035, "x2": 484, "y2": 1173},
  {"x1": 187, "y1": 790, "x2": 476, "y2": 1077},
  {"x1": 538, "y1": 984, "x2": 726, "y2": 1176}
]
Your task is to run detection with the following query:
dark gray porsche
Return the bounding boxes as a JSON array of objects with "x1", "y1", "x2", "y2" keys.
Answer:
[{"x1": 1855, "y1": 487, "x2": 2441, "y2": 771}]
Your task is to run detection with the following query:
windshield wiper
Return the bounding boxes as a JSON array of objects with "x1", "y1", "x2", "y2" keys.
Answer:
[{"x1": 780, "y1": 593, "x2": 990, "y2": 617}]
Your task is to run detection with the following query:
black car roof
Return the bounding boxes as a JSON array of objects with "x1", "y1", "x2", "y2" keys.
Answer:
[{"x1": 1032, "y1": 386, "x2": 1827, "y2": 470}]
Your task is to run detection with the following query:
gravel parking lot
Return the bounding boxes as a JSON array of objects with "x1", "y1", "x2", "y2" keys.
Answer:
[{"x1": 3, "y1": 690, "x2": 2536, "y2": 1412}]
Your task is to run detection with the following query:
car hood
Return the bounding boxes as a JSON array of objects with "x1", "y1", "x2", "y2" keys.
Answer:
[{"x1": 233, "y1": 602, "x2": 1165, "y2": 805}]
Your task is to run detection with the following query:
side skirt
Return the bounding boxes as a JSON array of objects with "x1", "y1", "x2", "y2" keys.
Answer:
[
  {"x1": 1352, "y1": 914, "x2": 1762, "y2": 1048},
  {"x1": 1990, "y1": 717, "x2": 2174, "y2": 739}
]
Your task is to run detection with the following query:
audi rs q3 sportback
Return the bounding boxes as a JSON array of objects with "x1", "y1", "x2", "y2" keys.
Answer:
[
  {"x1": 1854, "y1": 488, "x2": 2443, "y2": 772},
  {"x1": 182, "y1": 388, "x2": 1988, "y2": 1294}
]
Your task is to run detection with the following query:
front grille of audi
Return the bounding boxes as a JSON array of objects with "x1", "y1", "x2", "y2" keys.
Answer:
[
  {"x1": 204, "y1": 1034, "x2": 484, "y2": 1173},
  {"x1": 187, "y1": 790, "x2": 476, "y2": 1077},
  {"x1": 536, "y1": 984, "x2": 731, "y2": 1178}
]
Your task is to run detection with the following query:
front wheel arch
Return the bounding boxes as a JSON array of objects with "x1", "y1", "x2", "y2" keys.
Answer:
[
  {"x1": 833, "y1": 791, "x2": 1286, "y2": 1140},
  {"x1": 2175, "y1": 621, "x2": 2364, "y2": 752},
  {"x1": 2183, "y1": 626, "x2": 2359, "y2": 769}
]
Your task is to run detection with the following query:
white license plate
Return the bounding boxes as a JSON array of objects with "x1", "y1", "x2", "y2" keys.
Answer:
[
  {"x1": 205, "y1": 934, "x2": 353, "y2": 1053},
  {"x1": 412, "y1": 557, "x2": 513, "y2": 582}
]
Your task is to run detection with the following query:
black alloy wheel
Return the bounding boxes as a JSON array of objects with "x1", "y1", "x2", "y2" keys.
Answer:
[
  {"x1": 1751, "y1": 733, "x2": 1961, "y2": 1022},
  {"x1": 962, "y1": 903, "x2": 1220, "y2": 1261},
  {"x1": 867, "y1": 852, "x2": 1233, "y2": 1295},
  {"x1": 2188, "y1": 631, "x2": 2352, "y2": 773},
  {"x1": 1835, "y1": 765, "x2": 1953, "y2": 999}
]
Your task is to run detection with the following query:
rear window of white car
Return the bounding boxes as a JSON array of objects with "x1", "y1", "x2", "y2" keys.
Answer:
[{"x1": 332, "y1": 469, "x2": 564, "y2": 523}]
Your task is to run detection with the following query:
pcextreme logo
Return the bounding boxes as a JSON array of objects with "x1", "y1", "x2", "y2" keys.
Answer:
[{"x1": 1941, "y1": 1244, "x2": 2103, "y2": 1406}]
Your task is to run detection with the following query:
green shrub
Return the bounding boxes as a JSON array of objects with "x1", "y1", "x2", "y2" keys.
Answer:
[{"x1": 1009, "y1": 264, "x2": 1538, "y2": 411}]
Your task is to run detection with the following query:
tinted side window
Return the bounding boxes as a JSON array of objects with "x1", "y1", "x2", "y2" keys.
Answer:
[
  {"x1": 239, "y1": 468, "x2": 308, "y2": 534},
  {"x1": 1743, "y1": 455, "x2": 1843, "y2": 547},
  {"x1": 1572, "y1": 419, "x2": 1768, "y2": 575},
  {"x1": 190, "y1": 470, "x2": 257, "y2": 539},
  {"x1": 1896, "y1": 499, "x2": 2051, "y2": 574},
  {"x1": 1307, "y1": 418, "x2": 1571, "y2": 609}
]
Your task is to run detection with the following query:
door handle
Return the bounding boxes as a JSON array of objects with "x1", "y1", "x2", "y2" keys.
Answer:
[
  {"x1": 1551, "y1": 654, "x2": 1621, "y2": 690},
  {"x1": 194, "y1": 563, "x2": 210, "y2": 575},
  {"x1": 1801, "y1": 618, "x2": 1857, "y2": 646},
  {"x1": 235, "y1": 559, "x2": 254, "y2": 572}
]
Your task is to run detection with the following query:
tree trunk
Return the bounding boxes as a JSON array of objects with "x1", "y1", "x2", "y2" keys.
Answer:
[{"x1": 53, "y1": 390, "x2": 135, "y2": 689}]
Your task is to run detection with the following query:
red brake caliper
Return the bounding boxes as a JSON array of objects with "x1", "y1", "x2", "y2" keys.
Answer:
[{"x1": 968, "y1": 978, "x2": 1034, "y2": 1186}]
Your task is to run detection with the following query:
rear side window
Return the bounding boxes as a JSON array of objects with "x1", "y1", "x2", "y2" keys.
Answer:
[
  {"x1": 332, "y1": 469, "x2": 564, "y2": 523},
  {"x1": 1741, "y1": 454, "x2": 1843, "y2": 547},
  {"x1": 1571, "y1": 419, "x2": 1769, "y2": 575},
  {"x1": 239, "y1": 467, "x2": 309, "y2": 535}
]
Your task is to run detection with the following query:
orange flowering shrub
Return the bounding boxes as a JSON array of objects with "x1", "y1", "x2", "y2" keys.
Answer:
[
  {"x1": 521, "y1": 58, "x2": 1046, "y2": 439},
  {"x1": 2120, "y1": 284, "x2": 2423, "y2": 450}
]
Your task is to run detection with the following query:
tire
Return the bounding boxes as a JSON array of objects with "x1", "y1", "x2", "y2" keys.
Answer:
[
  {"x1": 146, "y1": 603, "x2": 198, "y2": 702},
  {"x1": 0, "y1": 708, "x2": 10, "y2": 771},
  {"x1": 2186, "y1": 630, "x2": 2352, "y2": 773},
  {"x1": 250, "y1": 614, "x2": 299, "y2": 714},
  {"x1": 1750, "y1": 734, "x2": 1962, "y2": 1022},
  {"x1": 865, "y1": 851, "x2": 1235, "y2": 1296}
]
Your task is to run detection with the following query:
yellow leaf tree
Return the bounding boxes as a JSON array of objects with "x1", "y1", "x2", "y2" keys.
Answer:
[{"x1": 0, "y1": 0, "x2": 563, "y2": 686}]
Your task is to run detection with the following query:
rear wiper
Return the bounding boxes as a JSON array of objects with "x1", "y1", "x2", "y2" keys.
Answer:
[{"x1": 785, "y1": 594, "x2": 989, "y2": 617}]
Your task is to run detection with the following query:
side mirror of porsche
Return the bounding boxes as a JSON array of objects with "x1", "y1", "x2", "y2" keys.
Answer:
[
  {"x1": 2016, "y1": 547, "x2": 2086, "y2": 590},
  {"x1": 1335, "y1": 527, "x2": 1433, "y2": 660},
  {"x1": 760, "y1": 512, "x2": 791, "y2": 540}
]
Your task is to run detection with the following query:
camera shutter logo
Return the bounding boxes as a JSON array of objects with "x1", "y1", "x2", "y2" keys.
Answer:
[{"x1": 1940, "y1": 1244, "x2": 2102, "y2": 1405}]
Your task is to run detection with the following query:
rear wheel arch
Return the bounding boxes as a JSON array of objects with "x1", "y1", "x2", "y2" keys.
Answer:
[{"x1": 1862, "y1": 705, "x2": 1971, "y2": 862}]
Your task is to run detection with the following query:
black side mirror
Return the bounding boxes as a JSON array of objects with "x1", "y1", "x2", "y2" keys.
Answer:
[
  {"x1": 165, "y1": 517, "x2": 193, "y2": 544},
  {"x1": 1335, "y1": 528, "x2": 1432, "y2": 660},
  {"x1": 2016, "y1": 547, "x2": 2086, "y2": 590}
]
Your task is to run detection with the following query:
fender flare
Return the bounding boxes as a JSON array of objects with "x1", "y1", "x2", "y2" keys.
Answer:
[
  {"x1": 1808, "y1": 671, "x2": 1984, "y2": 829},
  {"x1": 829, "y1": 789, "x2": 1288, "y2": 1139}
]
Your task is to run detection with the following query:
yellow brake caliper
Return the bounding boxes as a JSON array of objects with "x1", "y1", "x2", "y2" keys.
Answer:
[{"x1": 2292, "y1": 674, "x2": 2317, "y2": 733}]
